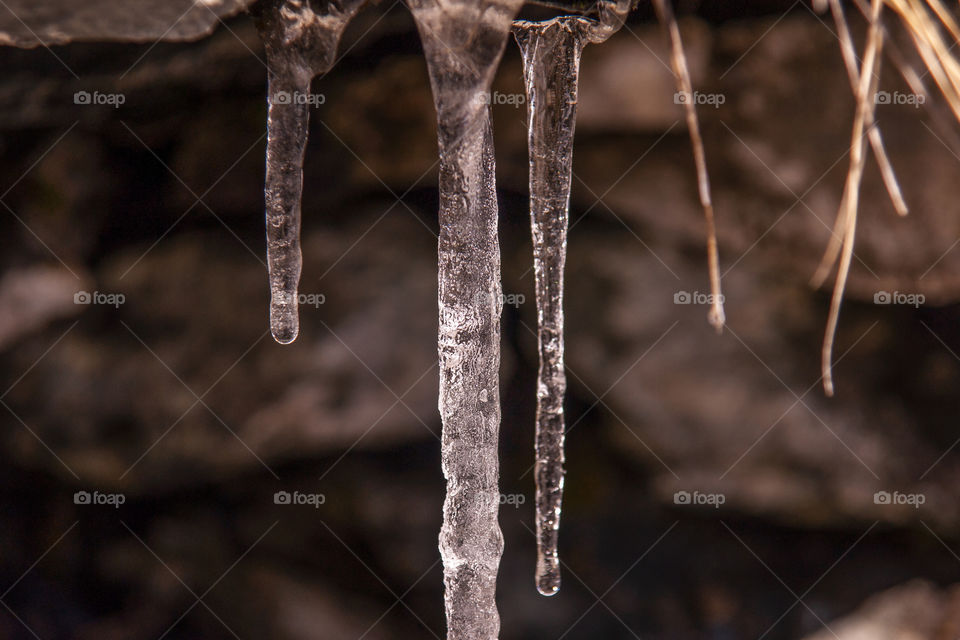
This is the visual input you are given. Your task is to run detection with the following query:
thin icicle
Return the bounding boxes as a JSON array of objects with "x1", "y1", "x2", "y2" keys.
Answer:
[
  {"x1": 652, "y1": 0, "x2": 725, "y2": 331},
  {"x1": 407, "y1": 0, "x2": 521, "y2": 637},
  {"x1": 822, "y1": 0, "x2": 884, "y2": 396},
  {"x1": 513, "y1": 0, "x2": 628, "y2": 599},
  {"x1": 256, "y1": 0, "x2": 363, "y2": 343},
  {"x1": 514, "y1": 16, "x2": 586, "y2": 598}
]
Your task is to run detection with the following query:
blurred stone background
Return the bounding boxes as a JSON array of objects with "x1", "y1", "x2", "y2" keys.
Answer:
[{"x1": 3, "y1": 1, "x2": 960, "y2": 638}]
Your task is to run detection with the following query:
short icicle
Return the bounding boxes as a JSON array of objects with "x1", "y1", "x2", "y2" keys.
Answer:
[
  {"x1": 513, "y1": 1, "x2": 628, "y2": 598},
  {"x1": 256, "y1": 0, "x2": 364, "y2": 343},
  {"x1": 406, "y1": 0, "x2": 522, "y2": 637}
]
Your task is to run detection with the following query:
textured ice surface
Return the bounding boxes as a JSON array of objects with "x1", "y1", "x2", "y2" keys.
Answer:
[
  {"x1": 513, "y1": 2, "x2": 627, "y2": 598},
  {"x1": 257, "y1": 0, "x2": 363, "y2": 343},
  {"x1": 407, "y1": 0, "x2": 522, "y2": 637},
  {"x1": 514, "y1": 16, "x2": 584, "y2": 598}
]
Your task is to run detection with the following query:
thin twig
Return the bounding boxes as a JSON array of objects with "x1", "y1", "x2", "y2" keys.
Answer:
[
  {"x1": 652, "y1": 0, "x2": 725, "y2": 331},
  {"x1": 813, "y1": 0, "x2": 909, "y2": 289},
  {"x1": 822, "y1": 0, "x2": 884, "y2": 396}
]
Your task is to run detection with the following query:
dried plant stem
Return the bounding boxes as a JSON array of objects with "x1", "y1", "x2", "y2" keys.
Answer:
[
  {"x1": 813, "y1": 0, "x2": 908, "y2": 290},
  {"x1": 834, "y1": 0, "x2": 908, "y2": 218},
  {"x1": 652, "y1": 0, "x2": 725, "y2": 332},
  {"x1": 866, "y1": 0, "x2": 960, "y2": 156},
  {"x1": 822, "y1": 0, "x2": 885, "y2": 396},
  {"x1": 885, "y1": 0, "x2": 960, "y2": 122}
]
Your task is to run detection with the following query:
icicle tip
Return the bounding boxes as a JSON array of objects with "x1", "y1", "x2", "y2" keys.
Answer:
[
  {"x1": 270, "y1": 300, "x2": 300, "y2": 344},
  {"x1": 535, "y1": 563, "x2": 560, "y2": 596}
]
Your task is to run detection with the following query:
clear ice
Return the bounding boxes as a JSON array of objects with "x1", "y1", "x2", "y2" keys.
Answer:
[
  {"x1": 408, "y1": 0, "x2": 522, "y2": 637},
  {"x1": 513, "y1": 0, "x2": 627, "y2": 598},
  {"x1": 256, "y1": 0, "x2": 364, "y2": 344},
  {"x1": 255, "y1": 0, "x2": 725, "y2": 635}
]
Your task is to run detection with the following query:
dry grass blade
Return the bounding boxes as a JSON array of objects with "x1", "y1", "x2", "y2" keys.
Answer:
[
  {"x1": 867, "y1": 0, "x2": 960, "y2": 156},
  {"x1": 923, "y1": 0, "x2": 960, "y2": 47},
  {"x1": 885, "y1": 0, "x2": 960, "y2": 122},
  {"x1": 822, "y1": 0, "x2": 884, "y2": 396},
  {"x1": 652, "y1": 0, "x2": 725, "y2": 332},
  {"x1": 833, "y1": 0, "x2": 908, "y2": 219},
  {"x1": 813, "y1": 0, "x2": 908, "y2": 291}
]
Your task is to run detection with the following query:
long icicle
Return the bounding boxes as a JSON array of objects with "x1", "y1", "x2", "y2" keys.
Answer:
[
  {"x1": 256, "y1": 0, "x2": 364, "y2": 344},
  {"x1": 822, "y1": 0, "x2": 884, "y2": 396},
  {"x1": 407, "y1": 0, "x2": 522, "y2": 637},
  {"x1": 514, "y1": 16, "x2": 586, "y2": 598},
  {"x1": 514, "y1": 0, "x2": 629, "y2": 599},
  {"x1": 652, "y1": 0, "x2": 725, "y2": 331}
]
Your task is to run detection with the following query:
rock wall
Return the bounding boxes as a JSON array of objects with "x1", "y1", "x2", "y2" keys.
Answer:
[{"x1": 2, "y1": 3, "x2": 960, "y2": 639}]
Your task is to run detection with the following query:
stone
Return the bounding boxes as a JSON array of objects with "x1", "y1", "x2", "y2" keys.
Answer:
[{"x1": 0, "y1": 0, "x2": 256, "y2": 48}]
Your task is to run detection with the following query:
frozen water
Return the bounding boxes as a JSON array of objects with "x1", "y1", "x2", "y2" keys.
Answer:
[
  {"x1": 514, "y1": 15, "x2": 584, "y2": 599},
  {"x1": 408, "y1": 0, "x2": 522, "y2": 637},
  {"x1": 256, "y1": 0, "x2": 364, "y2": 343},
  {"x1": 513, "y1": 1, "x2": 627, "y2": 598}
]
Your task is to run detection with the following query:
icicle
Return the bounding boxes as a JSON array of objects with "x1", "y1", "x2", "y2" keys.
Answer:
[
  {"x1": 513, "y1": 1, "x2": 628, "y2": 599},
  {"x1": 513, "y1": 2, "x2": 630, "y2": 596},
  {"x1": 514, "y1": 17, "x2": 581, "y2": 600},
  {"x1": 513, "y1": 16, "x2": 584, "y2": 599},
  {"x1": 407, "y1": 0, "x2": 522, "y2": 637},
  {"x1": 256, "y1": 0, "x2": 364, "y2": 343}
]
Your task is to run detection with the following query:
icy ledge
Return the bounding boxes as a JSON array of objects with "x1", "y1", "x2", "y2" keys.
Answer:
[{"x1": 0, "y1": 0, "x2": 256, "y2": 48}]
